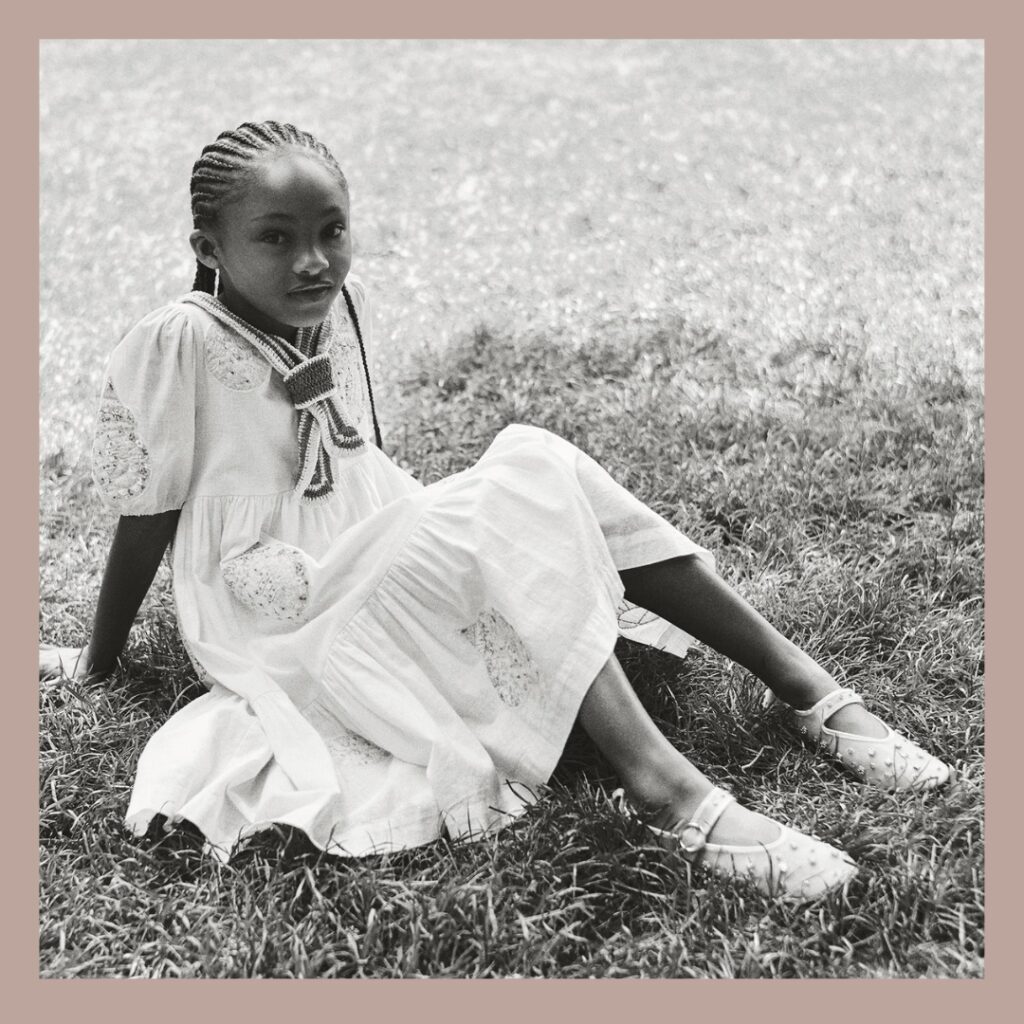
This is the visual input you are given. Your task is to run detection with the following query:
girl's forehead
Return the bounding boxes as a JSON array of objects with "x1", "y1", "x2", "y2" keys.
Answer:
[{"x1": 242, "y1": 151, "x2": 348, "y2": 211}]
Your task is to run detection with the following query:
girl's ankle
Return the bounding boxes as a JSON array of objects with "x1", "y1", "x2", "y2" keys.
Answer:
[
  {"x1": 762, "y1": 648, "x2": 838, "y2": 710},
  {"x1": 620, "y1": 762, "x2": 712, "y2": 823}
]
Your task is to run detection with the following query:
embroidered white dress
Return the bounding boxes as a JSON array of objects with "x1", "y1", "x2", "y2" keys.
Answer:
[{"x1": 93, "y1": 277, "x2": 714, "y2": 860}]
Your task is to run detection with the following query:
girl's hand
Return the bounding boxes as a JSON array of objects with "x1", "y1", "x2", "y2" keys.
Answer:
[{"x1": 39, "y1": 645, "x2": 98, "y2": 684}]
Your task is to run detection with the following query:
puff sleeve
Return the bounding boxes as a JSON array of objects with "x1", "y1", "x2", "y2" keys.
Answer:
[{"x1": 91, "y1": 304, "x2": 200, "y2": 515}]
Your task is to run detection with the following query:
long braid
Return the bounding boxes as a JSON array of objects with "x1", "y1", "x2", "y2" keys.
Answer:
[
  {"x1": 189, "y1": 120, "x2": 348, "y2": 294},
  {"x1": 191, "y1": 261, "x2": 217, "y2": 294},
  {"x1": 341, "y1": 284, "x2": 383, "y2": 450}
]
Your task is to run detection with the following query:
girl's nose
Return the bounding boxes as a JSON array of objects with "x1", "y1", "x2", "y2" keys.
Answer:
[{"x1": 295, "y1": 245, "x2": 329, "y2": 274}]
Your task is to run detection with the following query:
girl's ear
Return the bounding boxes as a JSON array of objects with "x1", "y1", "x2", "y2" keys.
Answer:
[{"x1": 190, "y1": 229, "x2": 220, "y2": 270}]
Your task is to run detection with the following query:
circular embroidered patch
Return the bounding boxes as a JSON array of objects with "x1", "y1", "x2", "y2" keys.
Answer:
[
  {"x1": 302, "y1": 700, "x2": 389, "y2": 767},
  {"x1": 461, "y1": 608, "x2": 540, "y2": 708},
  {"x1": 93, "y1": 379, "x2": 150, "y2": 502},
  {"x1": 204, "y1": 321, "x2": 270, "y2": 391},
  {"x1": 221, "y1": 542, "x2": 311, "y2": 621},
  {"x1": 324, "y1": 309, "x2": 368, "y2": 428},
  {"x1": 325, "y1": 730, "x2": 389, "y2": 767}
]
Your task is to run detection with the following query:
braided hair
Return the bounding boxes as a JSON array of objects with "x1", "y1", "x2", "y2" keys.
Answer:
[
  {"x1": 188, "y1": 121, "x2": 381, "y2": 449},
  {"x1": 189, "y1": 121, "x2": 348, "y2": 294}
]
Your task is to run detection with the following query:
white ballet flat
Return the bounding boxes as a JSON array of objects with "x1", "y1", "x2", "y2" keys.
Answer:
[
  {"x1": 789, "y1": 687, "x2": 952, "y2": 792},
  {"x1": 612, "y1": 786, "x2": 858, "y2": 901}
]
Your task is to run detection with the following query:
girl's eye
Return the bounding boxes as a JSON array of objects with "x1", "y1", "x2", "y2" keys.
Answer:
[
  {"x1": 325, "y1": 223, "x2": 347, "y2": 239},
  {"x1": 260, "y1": 231, "x2": 287, "y2": 244}
]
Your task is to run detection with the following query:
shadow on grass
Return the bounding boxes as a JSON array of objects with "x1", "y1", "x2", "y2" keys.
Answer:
[{"x1": 39, "y1": 315, "x2": 983, "y2": 978}]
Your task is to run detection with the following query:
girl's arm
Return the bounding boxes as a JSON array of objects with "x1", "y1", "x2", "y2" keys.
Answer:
[{"x1": 40, "y1": 510, "x2": 181, "y2": 682}]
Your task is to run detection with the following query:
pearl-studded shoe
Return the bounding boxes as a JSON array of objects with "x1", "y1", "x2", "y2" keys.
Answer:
[
  {"x1": 790, "y1": 687, "x2": 952, "y2": 791},
  {"x1": 612, "y1": 786, "x2": 858, "y2": 901}
]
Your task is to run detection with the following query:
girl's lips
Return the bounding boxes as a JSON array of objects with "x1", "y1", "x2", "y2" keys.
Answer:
[{"x1": 289, "y1": 284, "x2": 334, "y2": 301}]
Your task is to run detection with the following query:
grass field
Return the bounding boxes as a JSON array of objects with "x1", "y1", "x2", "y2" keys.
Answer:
[{"x1": 39, "y1": 40, "x2": 983, "y2": 978}]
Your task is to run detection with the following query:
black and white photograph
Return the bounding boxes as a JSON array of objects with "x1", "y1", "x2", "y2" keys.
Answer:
[{"x1": 38, "y1": 38, "x2": 983, "y2": 979}]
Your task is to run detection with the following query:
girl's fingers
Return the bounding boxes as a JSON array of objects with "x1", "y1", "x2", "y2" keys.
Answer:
[{"x1": 39, "y1": 646, "x2": 83, "y2": 681}]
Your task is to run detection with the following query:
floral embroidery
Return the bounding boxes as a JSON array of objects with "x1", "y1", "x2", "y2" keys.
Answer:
[
  {"x1": 221, "y1": 541, "x2": 310, "y2": 621},
  {"x1": 323, "y1": 309, "x2": 369, "y2": 430},
  {"x1": 617, "y1": 600, "x2": 661, "y2": 633},
  {"x1": 301, "y1": 700, "x2": 389, "y2": 766},
  {"x1": 204, "y1": 320, "x2": 270, "y2": 391},
  {"x1": 92, "y1": 379, "x2": 150, "y2": 502},
  {"x1": 325, "y1": 731, "x2": 389, "y2": 766},
  {"x1": 461, "y1": 609, "x2": 540, "y2": 708}
]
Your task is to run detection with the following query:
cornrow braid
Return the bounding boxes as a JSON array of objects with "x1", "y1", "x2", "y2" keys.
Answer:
[{"x1": 189, "y1": 120, "x2": 348, "y2": 294}]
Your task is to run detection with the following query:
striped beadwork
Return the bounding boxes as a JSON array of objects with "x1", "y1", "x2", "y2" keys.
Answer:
[
  {"x1": 183, "y1": 284, "x2": 371, "y2": 502},
  {"x1": 283, "y1": 353, "x2": 337, "y2": 408}
]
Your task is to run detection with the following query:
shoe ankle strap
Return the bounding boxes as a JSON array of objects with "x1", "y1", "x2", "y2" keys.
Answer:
[
  {"x1": 671, "y1": 786, "x2": 735, "y2": 856},
  {"x1": 794, "y1": 686, "x2": 863, "y2": 724}
]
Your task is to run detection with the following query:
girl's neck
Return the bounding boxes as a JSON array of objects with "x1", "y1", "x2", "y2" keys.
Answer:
[{"x1": 215, "y1": 287, "x2": 299, "y2": 342}]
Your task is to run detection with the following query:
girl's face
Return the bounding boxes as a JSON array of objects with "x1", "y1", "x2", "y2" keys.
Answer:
[{"x1": 191, "y1": 151, "x2": 351, "y2": 339}]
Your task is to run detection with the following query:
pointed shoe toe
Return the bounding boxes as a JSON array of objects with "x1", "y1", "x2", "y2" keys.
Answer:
[
  {"x1": 789, "y1": 687, "x2": 953, "y2": 792},
  {"x1": 612, "y1": 786, "x2": 857, "y2": 901}
]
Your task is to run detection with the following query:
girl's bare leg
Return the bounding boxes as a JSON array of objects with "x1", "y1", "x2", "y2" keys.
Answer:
[
  {"x1": 577, "y1": 654, "x2": 779, "y2": 843},
  {"x1": 619, "y1": 555, "x2": 887, "y2": 737}
]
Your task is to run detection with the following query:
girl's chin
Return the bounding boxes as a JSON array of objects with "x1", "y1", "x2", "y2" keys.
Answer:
[
  {"x1": 283, "y1": 311, "x2": 333, "y2": 332},
  {"x1": 219, "y1": 290, "x2": 337, "y2": 336}
]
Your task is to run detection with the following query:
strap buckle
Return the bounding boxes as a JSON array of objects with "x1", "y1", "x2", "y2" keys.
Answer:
[{"x1": 674, "y1": 821, "x2": 709, "y2": 856}]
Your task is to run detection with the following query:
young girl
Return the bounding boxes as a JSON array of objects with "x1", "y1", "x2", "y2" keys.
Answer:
[{"x1": 40, "y1": 121, "x2": 952, "y2": 902}]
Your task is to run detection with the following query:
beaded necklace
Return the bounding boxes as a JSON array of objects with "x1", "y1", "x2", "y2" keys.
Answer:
[{"x1": 184, "y1": 283, "x2": 382, "y2": 502}]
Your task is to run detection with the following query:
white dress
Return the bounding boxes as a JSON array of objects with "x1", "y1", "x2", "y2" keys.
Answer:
[{"x1": 92, "y1": 277, "x2": 714, "y2": 861}]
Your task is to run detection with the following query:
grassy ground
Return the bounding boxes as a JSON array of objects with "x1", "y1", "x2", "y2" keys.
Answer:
[{"x1": 39, "y1": 40, "x2": 983, "y2": 978}]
